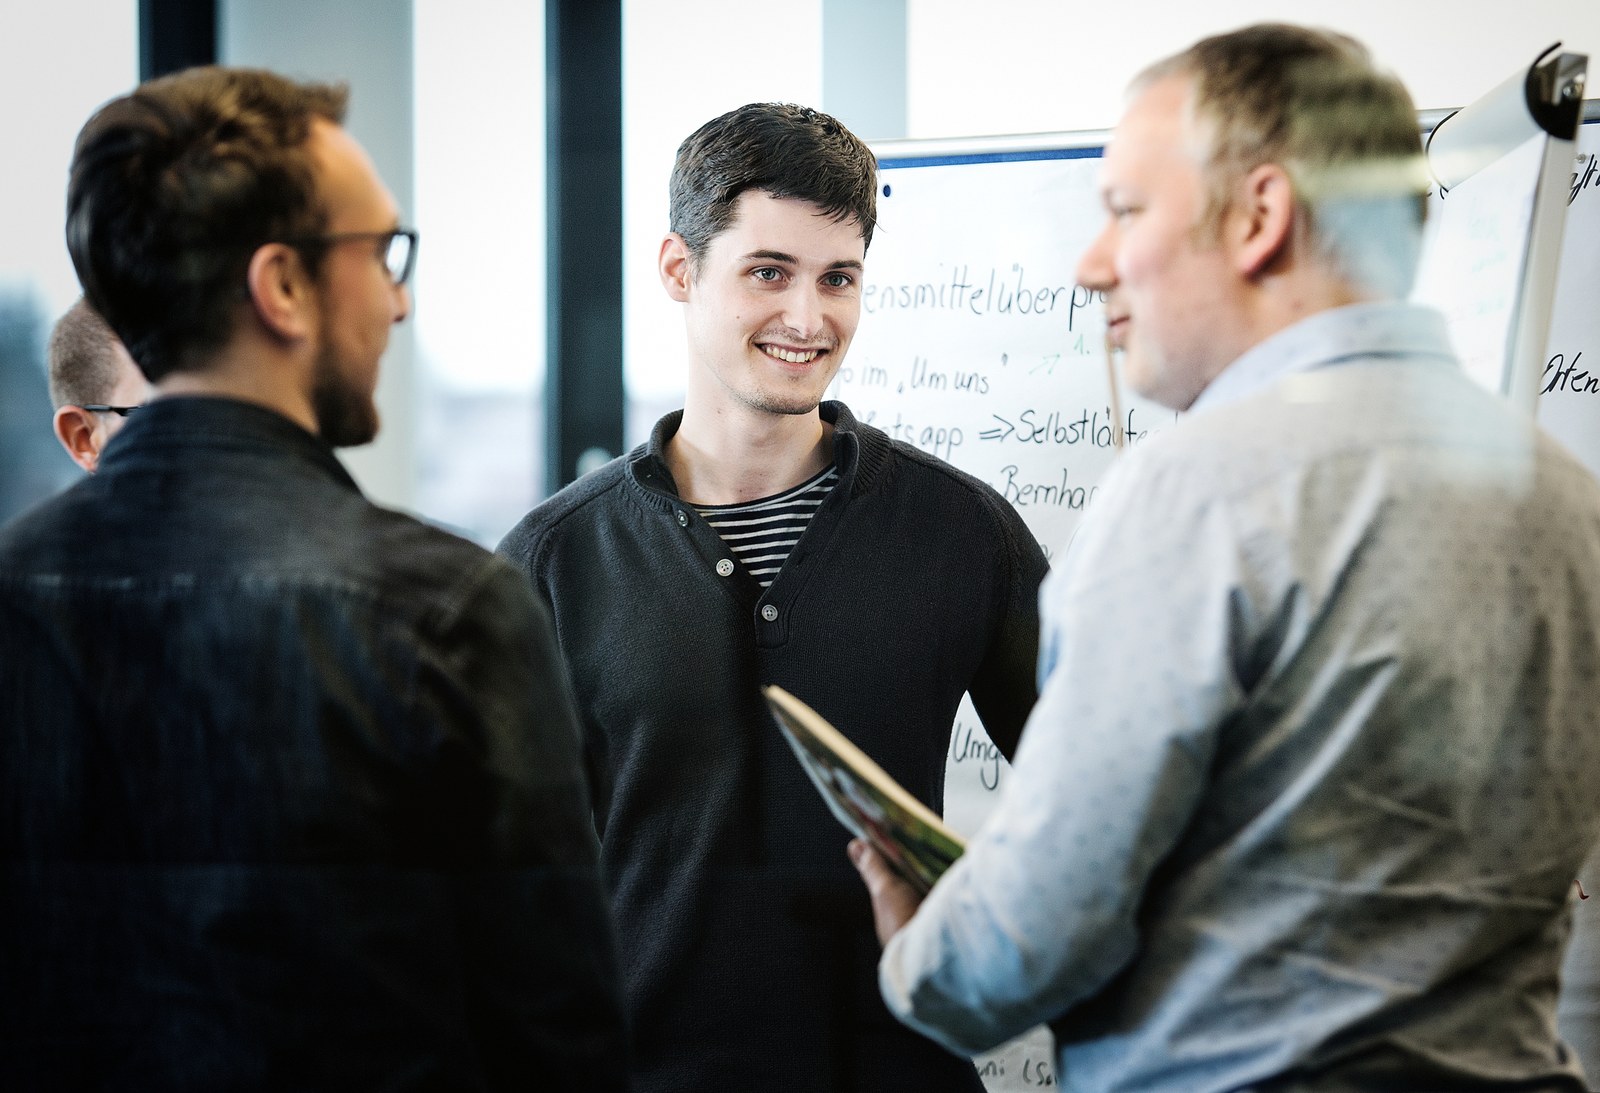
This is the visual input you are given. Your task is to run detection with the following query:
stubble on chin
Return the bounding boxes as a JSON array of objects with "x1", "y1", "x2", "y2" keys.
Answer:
[
  {"x1": 744, "y1": 348, "x2": 840, "y2": 419},
  {"x1": 745, "y1": 391, "x2": 824, "y2": 417}
]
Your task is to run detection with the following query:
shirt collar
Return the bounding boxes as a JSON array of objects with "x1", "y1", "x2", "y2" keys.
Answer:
[
  {"x1": 631, "y1": 399, "x2": 883, "y2": 501},
  {"x1": 1190, "y1": 302, "x2": 1457, "y2": 414},
  {"x1": 97, "y1": 395, "x2": 361, "y2": 493}
]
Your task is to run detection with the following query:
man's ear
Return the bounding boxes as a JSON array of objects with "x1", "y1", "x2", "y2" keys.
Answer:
[
  {"x1": 659, "y1": 234, "x2": 693, "y2": 302},
  {"x1": 245, "y1": 242, "x2": 316, "y2": 342},
  {"x1": 53, "y1": 405, "x2": 102, "y2": 473},
  {"x1": 1230, "y1": 163, "x2": 1295, "y2": 278}
]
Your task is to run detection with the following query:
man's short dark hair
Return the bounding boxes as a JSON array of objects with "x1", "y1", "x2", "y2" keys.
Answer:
[
  {"x1": 669, "y1": 102, "x2": 878, "y2": 266},
  {"x1": 66, "y1": 66, "x2": 349, "y2": 382},
  {"x1": 47, "y1": 297, "x2": 128, "y2": 409}
]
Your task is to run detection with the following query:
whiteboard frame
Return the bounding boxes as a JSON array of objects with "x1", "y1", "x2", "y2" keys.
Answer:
[{"x1": 873, "y1": 129, "x2": 1107, "y2": 165}]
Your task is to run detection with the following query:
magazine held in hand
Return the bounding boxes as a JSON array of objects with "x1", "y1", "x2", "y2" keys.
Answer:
[{"x1": 763, "y1": 685, "x2": 965, "y2": 894}]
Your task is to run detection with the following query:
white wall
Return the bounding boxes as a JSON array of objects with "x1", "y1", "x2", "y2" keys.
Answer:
[
  {"x1": 0, "y1": 1, "x2": 137, "y2": 319},
  {"x1": 412, "y1": 0, "x2": 544, "y2": 397},
  {"x1": 906, "y1": 0, "x2": 1600, "y2": 136}
]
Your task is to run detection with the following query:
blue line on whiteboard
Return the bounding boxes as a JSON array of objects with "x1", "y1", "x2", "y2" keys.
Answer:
[{"x1": 879, "y1": 147, "x2": 1103, "y2": 170}]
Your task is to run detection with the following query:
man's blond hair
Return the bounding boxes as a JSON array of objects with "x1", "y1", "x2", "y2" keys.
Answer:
[
  {"x1": 47, "y1": 297, "x2": 133, "y2": 409},
  {"x1": 1135, "y1": 24, "x2": 1428, "y2": 297}
]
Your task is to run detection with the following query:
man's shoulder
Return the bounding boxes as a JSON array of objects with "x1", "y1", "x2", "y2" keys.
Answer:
[
  {"x1": 0, "y1": 488, "x2": 529, "y2": 662},
  {"x1": 342, "y1": 497, "x2": 531, "y2": 610},
  {"x1": 0, "y1": 473, "x2": 113, "y2": 565},
  {"x1": 867, "y1": 433, "x2": 1031, "y2": 530},
  {"x1": 359, "y1": 497, "x2": 497, "y2": 564},
  {"x1": 497, "y1": 456, "x2": 634, "y2": 566}
]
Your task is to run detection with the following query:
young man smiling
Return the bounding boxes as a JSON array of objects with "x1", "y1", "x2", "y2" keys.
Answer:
[{"x1": 501, "y1": 102, "x2": 1048, "y2": 1092}]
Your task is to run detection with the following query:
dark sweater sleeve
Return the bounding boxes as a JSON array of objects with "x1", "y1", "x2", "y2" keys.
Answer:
[
  {"x1": 418, "y1": 556, "x2": 629, "y2": 1091},
  {"x1": 497, "y1": 515, "x2": 616, "y2": 826},
  {"x1": 966, "y1": 495, "x2": 1050, "y2": 761}
]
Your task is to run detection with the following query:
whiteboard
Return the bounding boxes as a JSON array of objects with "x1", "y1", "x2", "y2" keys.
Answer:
[
  {"x1": 1412, "y1": 130, "x2": 1550, "y2": 395},
  {"x1": 1536, "y1": 114, "x2": 1600, "y2": 472},
  {"x1": 841, "y1": 138, "x2": 1176, "y2": 574},
  {"x1": 1411, "y1": 52, "x2": 1589, "y2": 412},
  {"x1": 835, "y1": 134, "x2": 1155, "y2": 1091},
  {"x1": 842, "y1": 107, "x2": 1600, "y2": 1093}
]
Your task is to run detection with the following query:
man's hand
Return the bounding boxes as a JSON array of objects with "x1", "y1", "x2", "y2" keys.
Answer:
[{"x1": 849, "y1": 839, "x2": 925, "y2": 946}]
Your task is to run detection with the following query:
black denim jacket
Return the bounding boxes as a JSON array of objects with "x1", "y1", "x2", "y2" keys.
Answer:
[{"x1": 0, "y1": 397, "x2": 627, "y2": 1091}]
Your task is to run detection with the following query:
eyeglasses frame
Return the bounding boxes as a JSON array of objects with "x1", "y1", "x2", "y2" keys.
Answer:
[{"x1": 281, "y1": 227, "x2": 419, "y2": 287}]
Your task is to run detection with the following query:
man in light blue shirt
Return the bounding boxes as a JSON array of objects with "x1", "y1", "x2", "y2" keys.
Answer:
[{"x1": 852, "y1": 23, "x2": 1600, "y2": 1092}]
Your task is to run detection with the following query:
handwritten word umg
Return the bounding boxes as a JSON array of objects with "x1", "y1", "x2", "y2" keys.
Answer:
[{"x1": 949, "y1": 720, "x2": 1006, "y2": 791}]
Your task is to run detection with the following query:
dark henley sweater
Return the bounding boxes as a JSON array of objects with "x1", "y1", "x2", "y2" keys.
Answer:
[{"x1": 499, "y1": 401, "x2": 1048, "y2": 1092}]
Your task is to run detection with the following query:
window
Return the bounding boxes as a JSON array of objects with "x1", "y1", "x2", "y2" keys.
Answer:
[
  {"x1": 0, "y1": 2, "x2": 138, "y2": 521},
  {"x1": 412, "y1": 0, "x2": 546, "y2": 544}
]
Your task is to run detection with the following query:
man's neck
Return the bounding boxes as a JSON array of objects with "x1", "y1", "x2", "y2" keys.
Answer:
[
  {"x1": 154, "y1": 340, "x2": 319, "y2": 437},
  {"x1": 666, "y1": 401, "x2": 834, "y2": 506},
  {"x1": 1245, "y1": 254, "x2": 1379, "y2": 349}
]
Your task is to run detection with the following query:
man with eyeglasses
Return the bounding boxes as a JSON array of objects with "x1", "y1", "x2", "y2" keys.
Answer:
[
  {"x1": 0, "y1": 66, "x2": 626, "y2": 1091},
  {"x1": 46, "y1": 297, "x2": 151, "y2": 473}
]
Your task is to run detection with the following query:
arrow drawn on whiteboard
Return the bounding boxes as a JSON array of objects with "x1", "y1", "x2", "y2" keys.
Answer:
[
  {"x1": 1030, "y1": 353, "x2": 1061, "y2": 375},
  {"x1": 979, "y1": 415, "x2": 1016, "y2": 442}
]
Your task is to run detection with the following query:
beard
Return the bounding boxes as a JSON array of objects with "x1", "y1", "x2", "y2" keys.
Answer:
[
  {"x1": 310, "y1": 340, "x2": 380, "y2": 448},
  {"x1": 736, "y1": 344, "x2": 841, "y2": 418}
]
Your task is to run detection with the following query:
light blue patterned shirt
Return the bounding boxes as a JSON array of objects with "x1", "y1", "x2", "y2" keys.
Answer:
[{"x1": 880, "y1": 302, "x2": 1600, "y2": 1091}]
